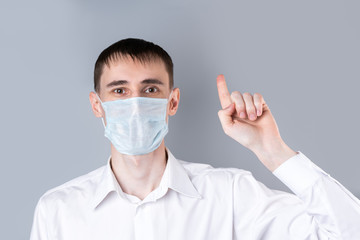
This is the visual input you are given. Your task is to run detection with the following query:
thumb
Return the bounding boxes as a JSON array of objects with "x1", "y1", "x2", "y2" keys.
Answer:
[{"x1": 218, "y1": 103, "x2": 235, "y2": 126}]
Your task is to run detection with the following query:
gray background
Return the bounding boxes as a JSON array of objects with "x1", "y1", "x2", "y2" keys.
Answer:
[{"x1": 1, "y1": 0, "x2": 359, "y2": 239}]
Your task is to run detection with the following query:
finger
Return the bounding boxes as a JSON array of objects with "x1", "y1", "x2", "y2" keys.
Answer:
[
  {"x1": 253, "y1": 93, "x2": 264, "y2": 116},
  {"x1": 230, "y1": 91, "x2": 246, "y2": 119},
  {"x1": 243, "y1": 92, "x2": 257, "y2": 121},
  {"x1": 217, "y1": 103, "x2": 236, "y2": 128},
  {"x1": 216, "y1": 74, "x2": 232, "y2": 109}
]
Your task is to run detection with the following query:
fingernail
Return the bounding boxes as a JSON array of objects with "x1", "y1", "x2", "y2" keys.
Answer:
[
  {"x1": 257, "y1": 110, "x2": 261, "y2": 116},
  {"x1": 250, "y1": 113, "x2": 256, "y2": 120},
  {"x1": 240, "y1": 112, "x2": 246, "y2": 118}
]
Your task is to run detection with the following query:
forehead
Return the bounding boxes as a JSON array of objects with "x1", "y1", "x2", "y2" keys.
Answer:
[{"x1": 100, "y1": 56, "x2": 169, "y2": 87}]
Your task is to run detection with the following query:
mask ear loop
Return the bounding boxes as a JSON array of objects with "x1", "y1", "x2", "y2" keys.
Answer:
[
  {"x1": 95, "y1": 93, "x2": 106, "y2": 128},
  {"x1": 167, "y1": 89, "x2": 174, "y2": 112},
  {"x1": 166, "y1": 89, "x2": 175, "y2": 125},
  {"x1": 168, "y1": 89, "x2": 174, "y2": 101}
]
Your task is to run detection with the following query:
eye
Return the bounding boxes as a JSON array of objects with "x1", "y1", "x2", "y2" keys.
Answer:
[
  {"x1": 145, "y1": 87, "x2": 158, "y2": 93},
  {"x1": 113, "y1": 88, "x2": 125, "y2": 94}
]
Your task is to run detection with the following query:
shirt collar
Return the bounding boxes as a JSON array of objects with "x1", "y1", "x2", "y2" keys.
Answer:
[
  {"x1": 165, "y1": 149, "x2": 202, "y2": 199},
  {"x1": 90, "y1": 156, "x2": 118, "y2": 209},
  {"x1": 91, "y1": 148, "x2": 201, "y2": 209}
]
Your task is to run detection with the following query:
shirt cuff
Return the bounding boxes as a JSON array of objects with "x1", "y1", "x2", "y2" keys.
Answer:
[{"x1": 273, "y1": 151, "x2": 328, "y2": 196}]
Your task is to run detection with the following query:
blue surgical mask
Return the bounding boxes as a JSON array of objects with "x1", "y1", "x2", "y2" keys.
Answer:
[{"x1": 97, "y1": 92, "x2": 172, "y2": 155}]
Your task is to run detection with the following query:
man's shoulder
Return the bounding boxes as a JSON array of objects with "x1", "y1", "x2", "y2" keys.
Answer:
[
  {"x1": 177, "y1": 158, "x2": 262, "y2": 200},
  {"x1": 39, "y1": 165, "x2": 106, "y2": 204},
  {"x1": 178, "y1": 158, "x2": 253, "y2": 182}
]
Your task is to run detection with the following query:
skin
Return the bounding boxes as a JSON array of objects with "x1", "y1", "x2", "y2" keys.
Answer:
[
  {"x1": 89, "y1": 56, "x2": 296, "y2": 200},
  {"x1": 216, "y1": 74, "x2": 296, "y2": 171}
]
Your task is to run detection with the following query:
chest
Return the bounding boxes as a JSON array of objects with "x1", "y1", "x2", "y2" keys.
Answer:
[{"x1": 50, "y1": 191, "x2": 234, "y2": 240}]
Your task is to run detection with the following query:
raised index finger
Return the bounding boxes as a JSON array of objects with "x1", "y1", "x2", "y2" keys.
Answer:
[{"x1": 216, "y1": 74, "x2": 232, "y2": 109}]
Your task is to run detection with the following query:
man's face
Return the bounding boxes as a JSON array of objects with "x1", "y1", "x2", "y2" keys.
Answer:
[{"x1": 89, "y1": 56, "x2": 179, "y2": 121}]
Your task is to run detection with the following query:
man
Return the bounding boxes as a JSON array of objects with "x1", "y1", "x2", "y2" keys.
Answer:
[{"x1": 30, "y1": 38, "x2": 360, "y2": 239}]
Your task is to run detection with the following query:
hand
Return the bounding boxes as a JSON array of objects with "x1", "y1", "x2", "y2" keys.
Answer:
[{"x1": 216, "y1": 74, "x2": 296, "y2": 171}]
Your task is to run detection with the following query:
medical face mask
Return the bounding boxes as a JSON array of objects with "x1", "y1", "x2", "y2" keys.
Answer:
[{"x1": 97, "y1": 92, "x2": 172, "y2": 155}]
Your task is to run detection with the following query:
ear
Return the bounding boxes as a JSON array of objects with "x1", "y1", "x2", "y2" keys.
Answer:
[
  {"x1": 89, "y1": 91, "x2": 104, "y2": 118},
  {"x1": 168, "y1": 88, "x2": 180, "y2": 116}
]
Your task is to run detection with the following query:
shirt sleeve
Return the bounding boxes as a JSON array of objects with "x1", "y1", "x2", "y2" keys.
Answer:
[
  {"x1": 273, "y1": 151, "x2": 360, "y2": 239},
  {"x1": 232, "y1": 151, "x2": 360, "y2": 240},
  {"x1": 30, "y1": 196, "x2": 49, "y2": 240}
]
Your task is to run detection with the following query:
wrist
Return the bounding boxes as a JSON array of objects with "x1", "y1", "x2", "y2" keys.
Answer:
[{"x1": 252, "y1": 140, "x2": 297, "y2": 172}]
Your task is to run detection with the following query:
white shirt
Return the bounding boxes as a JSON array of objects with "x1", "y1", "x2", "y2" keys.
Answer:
[{"x1": 30, "y1": 149, "x2": 360, "y2": 240}]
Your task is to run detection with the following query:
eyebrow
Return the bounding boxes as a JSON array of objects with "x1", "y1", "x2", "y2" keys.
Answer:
[
  {"x1": 106, "y1": 80, "x2": 128, "y2": 88},
  {"x1": 106, "y1": 78, "x2": 164, "y2": 88},
  {"x1": 141, "y1": 79, "x2": 164, "y2": 85}
]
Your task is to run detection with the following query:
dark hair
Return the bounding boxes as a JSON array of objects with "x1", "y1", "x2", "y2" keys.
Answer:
[{"x1": 94, "y1": 38, "x2": 174, "y2": 93}]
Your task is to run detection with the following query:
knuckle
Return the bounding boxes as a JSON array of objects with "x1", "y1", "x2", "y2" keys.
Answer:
[
  {"x1": 254, "y1": 93, "x2": 262, "y2": 99},
  {"x1": 221, "y1": 93, "x2": 228, "y2": 98},
  {"x1": 231, "y1": 91, "x2": 241, "y2": 98},
  {"x1": 243, "y1": 92, "x2": 252, "y2": 97},
  {"x1": 237, "y1": 105, "x2": 245, "y2": 112},
  {"x1": 220, "y1": 94, "x2": 229, "y2": 101},
  {"x1": 246, "y1": 106, "x2": 255, "y2": 112}
]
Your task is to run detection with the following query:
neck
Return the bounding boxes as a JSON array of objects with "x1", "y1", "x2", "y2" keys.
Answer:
[{"x1": 110, "y1": 141, "x2": 167, "y2": 201}]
